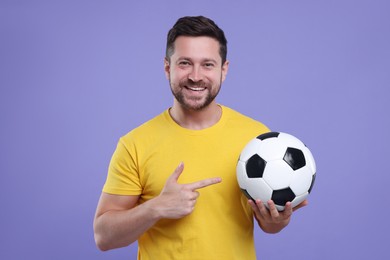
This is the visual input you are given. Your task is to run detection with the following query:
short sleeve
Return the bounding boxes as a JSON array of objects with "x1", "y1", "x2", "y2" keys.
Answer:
[{"x1": 102, "y1": 138, "x2": 142, "y2": 195}]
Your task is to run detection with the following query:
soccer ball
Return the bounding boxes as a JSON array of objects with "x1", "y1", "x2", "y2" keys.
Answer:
[{"x1": 236, "y1": 132, "x2": 316, "y2": 211}]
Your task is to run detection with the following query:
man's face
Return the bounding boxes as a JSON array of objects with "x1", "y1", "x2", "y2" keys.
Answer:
[{"x1": 165, "y1": 36, "x2": 229, "y2": 111}]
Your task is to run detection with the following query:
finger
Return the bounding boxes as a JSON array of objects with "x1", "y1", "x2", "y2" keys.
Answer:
[
  {"x1": 186, "y1": 177, "x2": 222, "y2": 190},
  {"x1": 251, "y1": 199, "x2": 269, "y2": 218},
  {"x1": 167, "y1": 162, "x2": 184, "y2": 183},
  {"x1": 292, "y1": 199, "x2": 308, "y2": 212},
  {"x1": 256, "y1": 200, "x2": 269, "y2": 217},
  {"x1": 283, "y1": 202, "x2": 293, "y2": 217},
  {"x1": 191, "y1": 191, "x2": 200, "y2": 200},
  {"x1": 267, "y1": 200, "x2": 280, "y2": 219},
  {"x1": 248, "y1": 199, "x2": 260, "y2": 216}
]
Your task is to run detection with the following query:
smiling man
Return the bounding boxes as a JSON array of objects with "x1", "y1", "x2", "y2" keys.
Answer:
[
  {"x1": 167, "y1": 35, "x2": 226, "y2": 110},
  {"x1": 94, "y1": 16, "x2": 307, "y2": 260},
  {"x1": 166, "y1": 35, "x2": 227, "y2": 130}
]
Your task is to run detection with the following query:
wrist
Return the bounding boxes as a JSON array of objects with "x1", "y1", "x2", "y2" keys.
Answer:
[{"x1": 142, "y1": 196, "x2": 164, "y2": 221}]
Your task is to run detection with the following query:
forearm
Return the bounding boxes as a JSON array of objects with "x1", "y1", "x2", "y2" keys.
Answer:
[{"x1": 94, "y1": 200, "x2": 160, "y2": 251}]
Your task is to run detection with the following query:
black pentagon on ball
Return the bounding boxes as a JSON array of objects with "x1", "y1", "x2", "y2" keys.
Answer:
[
  {"x1": 283, "y1": 147, "x2": 306, "y2": 170},
  {"x1": 246, "y1": 154, "x2": 266, "y2": 178},
  {"x1": 271, "y1": 187, "x2": 296, "y2": 206},
  {"x1": 257, "y1": 131, "x2": 280, "y2": 140}
]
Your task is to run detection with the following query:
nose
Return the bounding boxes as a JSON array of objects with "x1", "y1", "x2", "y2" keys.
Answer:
[{"x1": 188, "y1": 65, "x2": 203, "y2": 82}]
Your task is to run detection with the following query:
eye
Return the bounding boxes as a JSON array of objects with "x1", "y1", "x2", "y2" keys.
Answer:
[
  {"x1": 204, "y1": 63, "x2": 215, "y2": 68},
  {"x1": 178, "y1": 60, "x2": 191, "y2": 66}
]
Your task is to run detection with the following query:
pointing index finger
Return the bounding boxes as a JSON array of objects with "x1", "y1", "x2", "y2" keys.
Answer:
[{"x1": 186, "y1": 177, "x2": 222, "y2": 190}]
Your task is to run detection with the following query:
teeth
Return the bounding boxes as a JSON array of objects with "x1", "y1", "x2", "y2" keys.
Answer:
[{"x1": 187, "y1": 86, "x2": 206, "y2": 91}]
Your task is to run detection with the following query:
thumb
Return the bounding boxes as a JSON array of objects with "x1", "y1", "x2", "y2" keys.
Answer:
[{"x1": 168, "y1": 162, "x2": 184, "y2": 183}]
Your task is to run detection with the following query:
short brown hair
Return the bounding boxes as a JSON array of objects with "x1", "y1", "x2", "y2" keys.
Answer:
[{"x1": 166, "y1": 16, "x2": 228, "y2": 65}]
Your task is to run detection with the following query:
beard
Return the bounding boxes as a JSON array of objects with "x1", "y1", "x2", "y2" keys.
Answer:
[{"x1": 169, "y1": 78, "x2": 222, "y2": 111}]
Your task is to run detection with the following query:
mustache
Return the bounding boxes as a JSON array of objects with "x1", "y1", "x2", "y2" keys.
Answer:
[{"x1": 179, "y1": 79, "x2": 208, "y2": 88}]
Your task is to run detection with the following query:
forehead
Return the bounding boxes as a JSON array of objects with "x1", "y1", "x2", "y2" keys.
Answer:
[{"x1": 171, "y1": 36, "x2": 221, "y2": 63}]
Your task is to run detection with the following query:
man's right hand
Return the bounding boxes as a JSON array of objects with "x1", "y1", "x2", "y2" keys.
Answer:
[{"x1": 153, "y1": 162, "x2": 222, "y2": 219}]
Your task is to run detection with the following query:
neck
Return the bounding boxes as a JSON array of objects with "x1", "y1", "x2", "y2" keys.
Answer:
[{"x1": 169, "y1": 101, "x2": 222, "y2": 130}]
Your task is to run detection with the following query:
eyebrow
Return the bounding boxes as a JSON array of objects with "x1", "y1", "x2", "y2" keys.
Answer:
[{"x1": 177, "y1": 57, "x2": 219, "y2": 64}]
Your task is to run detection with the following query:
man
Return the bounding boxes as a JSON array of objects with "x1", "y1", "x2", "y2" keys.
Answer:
[{"x1": 94, "y1": 16, "x2": 307, "y2": 259}]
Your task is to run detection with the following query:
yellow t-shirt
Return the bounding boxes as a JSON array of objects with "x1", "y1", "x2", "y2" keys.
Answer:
[{"x1": 103, "y1": 105, "x2": 269, "y2": 260}]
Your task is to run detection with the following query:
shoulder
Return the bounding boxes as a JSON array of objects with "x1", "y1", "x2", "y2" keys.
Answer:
[{"x1": 120, "y1": 110, "x2": 169, "y2": 147}]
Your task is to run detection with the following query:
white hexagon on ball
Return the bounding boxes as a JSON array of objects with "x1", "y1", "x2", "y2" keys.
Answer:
[
  {"x1": 289, "y1": 167, "x2": 313, "y2": 196},
  {"x1": 262, "y1": 160, "x2": 293, "y2": 190},
  {"x1": 257, "y1": 139, "x2": 287, "y2": 161},
  {"x1": 239, "y1": 139, "x2": 261, "y2": 161}
]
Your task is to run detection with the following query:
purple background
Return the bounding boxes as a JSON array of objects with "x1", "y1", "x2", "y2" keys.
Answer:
[{"x1": 1, "y1": 0, "x2": 389, "y2": 259}]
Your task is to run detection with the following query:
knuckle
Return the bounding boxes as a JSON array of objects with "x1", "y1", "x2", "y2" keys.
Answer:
[{"x1": 184, "y1": 207, "x2": 193, "y2": 215}]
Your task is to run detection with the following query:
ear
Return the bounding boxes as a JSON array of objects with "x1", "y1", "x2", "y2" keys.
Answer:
[
  {"x1": 221, "y1": 60, "x2": 229, "y2": 82},
  {"x1": 164, "y1": 58, "x2": 170, "y2": 80}
]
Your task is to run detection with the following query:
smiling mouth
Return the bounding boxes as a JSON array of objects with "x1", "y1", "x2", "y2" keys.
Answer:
[{"x1": 185, "y1": 86, "x2": 207, "y2": 91}]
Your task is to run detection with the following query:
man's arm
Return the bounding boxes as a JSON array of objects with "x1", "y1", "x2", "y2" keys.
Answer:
[
  {"x1": 249, "y1": 199, "x2": 308, "y2": 234},
  {"x1": 93, "y1": 193, "x2": 159, "y2": 251},
  {"x1": 93, "y1": 162, "x2": 222, "y2": 251}
]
